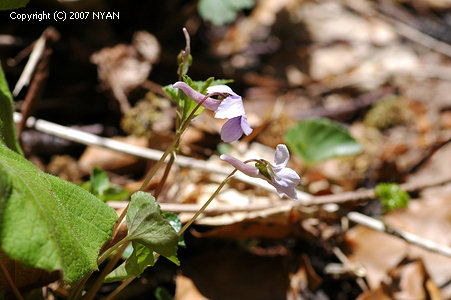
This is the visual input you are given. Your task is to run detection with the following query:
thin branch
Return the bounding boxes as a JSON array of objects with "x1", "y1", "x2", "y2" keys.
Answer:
[
  {"x1": 107, "y1": 173, "x2": 451, "y2": 214},
  {"x1": 13, "y1": 113, "x2": 312, "y2": 202},
  {"x1": 347, "y1": 211, "x2": 451, "y2": 258},
  {"x1": 15, "y1": 113, "x2": 451, "y2": 209}
]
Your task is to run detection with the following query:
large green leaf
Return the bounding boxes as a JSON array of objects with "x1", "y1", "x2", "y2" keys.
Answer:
[
  {"x1": 198, "y1": 0, "x2": 254, "y2": 26},
  {"x1": 0, "y1": 142, "x2": 117, "y2": 283},
  {"x1": 126, "y1": 192, "x2": 178, "y2": 258},
  {"x1": 0, "y1": 0, "x2": 29, "y2": 10},
  {"x1": 0, "y1": 64, "x2": 22, "y2": 154},
  {"x1": 285, "y1": 118, "x2": 362, "y2": 164}
]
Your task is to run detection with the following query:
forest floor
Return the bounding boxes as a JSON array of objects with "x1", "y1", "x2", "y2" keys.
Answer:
[{"x1": 1, "y1": 0, "x2": 451, "y2": 299}]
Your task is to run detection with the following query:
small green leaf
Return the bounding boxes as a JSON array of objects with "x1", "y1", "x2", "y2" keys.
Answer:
[
  {"x1": 163, "y1": 85, "x2": 179, "y2": 104},
  {"x1": 126, "y1": 192, "x2": 178, "y2": 258},
  {"x1": 0, "y1": 64, "x2": 22, "y2": 154},
  {"x1": 0, "y1": 0, "x2": 29, "y2": 10},
  {"x1": 0, "y1": 142, "x2": 117, "y2": 283},
  {"x1": 199, "y1": 77, "x2": 215, "y2": 94},
  {"x1": 198, "y1": 0, "x2": 254, "y2": 26},
  {"x1": 285, "y1": 118, "x2": 362, "y2": 164},
  {"x1": 177, "y1": 52, "x2": 192, "y2": 78},
  {"x1": 375, "y1": 183, "x2": 410, "y2": 212},
  {"x1": 90, "y1": 167, "x2": 109, "y2": 196},
  {"x1": 104, "y1": 242, "x2": 155, "y2": 282},
  {"x1": 81, "y1": 167, "x2": 130, "y2": 202}
]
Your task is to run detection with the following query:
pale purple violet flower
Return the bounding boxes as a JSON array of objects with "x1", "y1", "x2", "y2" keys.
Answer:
[
  {"x1": 220, "y1": 144, "x2": 301, "y2": 199},
  {"x1": 173, "y1": 82, "x2": 252, "y2": 142}
]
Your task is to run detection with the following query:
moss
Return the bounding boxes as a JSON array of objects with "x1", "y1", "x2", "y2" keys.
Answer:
[{"x1": 364, "y1": 95, "x2": 412, "y2": 130}]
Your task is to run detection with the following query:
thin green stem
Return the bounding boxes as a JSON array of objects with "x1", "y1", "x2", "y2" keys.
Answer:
[
  {"x1": 0, "y1": 260, "x2": 24, "y2": 300},
  {"x1": 154, "y1": 153, "x2": 176, "y2": 200},
  {"x1": 83, "y1": 241, "x2": 130, "y2": 300},
  {"x1": 97, "y1": 237, "x2": 130, "y2": 266},
  {"x1": 178, "y1": 169, "x2": 237, "y2": 236},
  {"x1": 139, "y1": 138, "x2": 178, "y2": 192}
]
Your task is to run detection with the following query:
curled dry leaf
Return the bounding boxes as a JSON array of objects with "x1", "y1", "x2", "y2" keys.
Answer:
[{"x1": 90, "y1": 31, "x2": 160, "y2": 114}]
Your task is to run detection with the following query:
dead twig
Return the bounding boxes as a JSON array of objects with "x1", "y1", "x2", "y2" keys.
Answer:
[
  {"x1": 15, "y1": 27, "x2": 60, "y2": 140},
  {"x1": 13, "y1": 112, "x2": 312, "y2": 202},
  {"x1": 347, "y1": 211, "x2": 451, "y2": 258},
  {"x1": 15, "y1": 112, "x2": 451, "y2": 209},
  {"x1": 397, "y1": 136, "x2": 451, "y2": 180}
]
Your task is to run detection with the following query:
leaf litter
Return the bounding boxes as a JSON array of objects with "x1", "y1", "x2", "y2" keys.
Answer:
[{"x1": 2, "y1": 0, "x2": 451, "y2": 298}]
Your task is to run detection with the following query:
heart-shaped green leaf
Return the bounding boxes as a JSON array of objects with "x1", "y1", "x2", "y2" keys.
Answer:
[
  {"x1": 106, "y1": 192, "x2": 178, "y2": 282},
  {"x1": 0, "y1": 64, "x2": 22, "y2": 154},
  {"x1": 285, "y1": 118, "x2": 362, "y2": 164},
  {"x1": 126, "y1": 192, "x2": 178, "y2": 258},
  {"x1": 0, "y1": 142, "x2": 117, "y2": 283}
]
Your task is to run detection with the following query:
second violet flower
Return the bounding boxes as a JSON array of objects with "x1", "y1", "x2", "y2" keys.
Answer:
[
  {"x1": 173, "y1": 82, "x2": 252, "y2": 142},
  {"x1": 220, "y1": 144, "x2": 301, "y2": 200}
]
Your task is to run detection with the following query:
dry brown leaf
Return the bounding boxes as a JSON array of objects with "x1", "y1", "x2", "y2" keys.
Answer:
[
  {"x1": 357, "y1": 259, "x2": 442, "y2": 300},
  {"x1": 175, "y1": 274, "x2": 209, "y2": 300},
  {"x1": 78, "y1": 136, "x2": 148, "y2": 174},
  {"x1": 346, "y1": 192, "x2": 451, "y2": 298}
]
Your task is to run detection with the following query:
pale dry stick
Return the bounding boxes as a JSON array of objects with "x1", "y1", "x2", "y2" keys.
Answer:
[
  {"x1": 389, "y1": 18, "x2": 451, "y2": 59},
  {"x1": 12, "y1": 28, "x2": 60, "y2": 97},
  {"x1": 331, "y1": 247, "x2": 368, "y2": 292},
  {"x1": 12, "y1": 35, "x2": 45, "y2": 96},
  {"x1": 13, "y1": 113, "x2": 312, "y2": 202},
  {"x1": 0, "y1": 260, "x2": 24, "y2": 300},
  {"x1": 347, "y1": 211, "x2": 451, "y2": 258},
  {"x1": 108, "y1": 173, "x2": 451, "y2": 215},
  {"x1": 345, "y1": 1, "x2": 451, "y2": 59}
]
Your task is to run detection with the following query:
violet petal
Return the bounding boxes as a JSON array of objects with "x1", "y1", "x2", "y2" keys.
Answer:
[
  {"x1": 220, "y1": 116, "x2": 243, "y2": 142},
  {"x1": 220, "y1": 154, "x2": 260, "y2": 177},
  {"x1": 207, "y1": 85, "x2": 239, "y2": 97},
  {"x1": 173, "y1": 82, "x2": 220, "y2": 111},
  {"x1": 215, "y1": 95, "x2": 245, "y2": 119},
  {"x1": 240, "y1": 115, "x2": 253, "y2": 136},
  {"x1": 273, "y1": 144, "x2": 289, "y2": 168}
]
